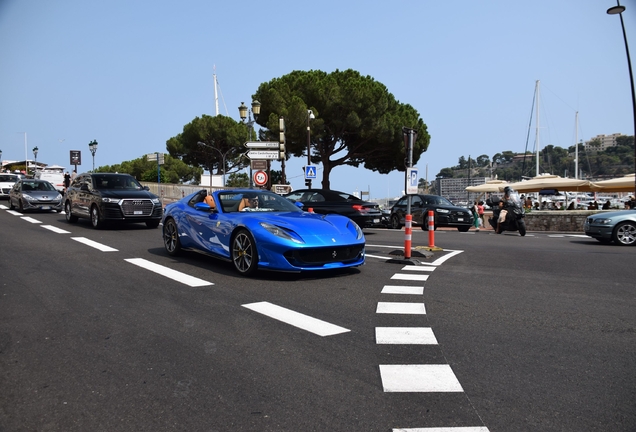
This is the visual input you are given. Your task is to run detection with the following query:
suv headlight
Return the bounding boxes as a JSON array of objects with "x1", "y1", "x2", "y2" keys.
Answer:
[
  {"x1": 102, "y1": 197, "x2": 120, "y2": 203},
  {"x1": 151, "y1": 198, "x2": 161, "y2": 205},
  {"x1": 436, "y1": 208, "x2": 450, "y2": 214}
]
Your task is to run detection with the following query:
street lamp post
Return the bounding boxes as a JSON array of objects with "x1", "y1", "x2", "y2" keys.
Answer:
[
  {"x1": 306, "y1": 109, "x2": 315, "y2": 188},
  {"x1": 238, "y1": 100, "x2": 261, "y2": 188},
  {"x1": 88, "y1": 140, "x2": 98, "y2": 172},
  {"x1": 32, "y1": 146, "x2": 38, "y2": 174},
  {"x1": 197, "y1": 141, "x2": 234, "y2": 187},
  {"x1": 607, "y1": 1, "x2": 636, "y2": 194}
]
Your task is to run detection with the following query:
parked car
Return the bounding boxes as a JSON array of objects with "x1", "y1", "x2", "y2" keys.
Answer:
[
  {"x1": 282, "y1": 189, "x2": 383, "y2": 228},
  {"x1": 64, "y1": 172, "x2": 162, "y2": 229},
  {"x1": 584, "y1": 210, "x2": 636, "y2": 246},
  {"x1": 389, "y1": 194, "x2": 474, "y2": 232},
  {"x1": 162, "y1": 189, "x2": 366, "y2": 276},
  {"x1": 0, "y1": 173, "x2": 20, "y2": 199},
  {"x1": 8, "y1": 179, "x2": 63, "y2": 212}
]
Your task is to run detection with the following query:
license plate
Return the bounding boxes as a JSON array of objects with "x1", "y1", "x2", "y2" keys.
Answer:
[
  {"x1": 373, "y1": 219, "x2": 380, "y2": 223},
  {"x1": 134, "y1": 210, "x2": 143, "y2": 215},
  {"x1": 458, "y1": 218, "x2": 464, "y2": 221},
  {"x1": 40, "y1": 206, "x2": 50, "y2": 210}
]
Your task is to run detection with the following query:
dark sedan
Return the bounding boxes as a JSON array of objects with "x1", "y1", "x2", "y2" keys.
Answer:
[
  {"x1": 8, "y1": 179, "x2": 64, "y2": 212},
  {"x1": 389, "y1": 194, "x2": 474, "y2": 232},
  {"x1": 64, "y1": 172, "x2": 162, "y2": 229},
  {"x1": 283, "y1": 189, "x2": 383, "y2": 228}
]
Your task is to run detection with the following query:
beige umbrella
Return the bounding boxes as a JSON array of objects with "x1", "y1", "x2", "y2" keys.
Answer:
[
  {"x1": 591, "y1": 174, "x2": 635, "y2": 193},
  {"x1": 500, "y1": 175, "x2": 596, "y2": 193},
  {"x1": 465, "y1": 179, "x2": 510, "y2": 193}
]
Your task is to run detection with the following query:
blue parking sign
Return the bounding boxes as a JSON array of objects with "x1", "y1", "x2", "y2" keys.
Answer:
[{"x1": 406, "y1": 167, "x2": 418, "y2": 194}]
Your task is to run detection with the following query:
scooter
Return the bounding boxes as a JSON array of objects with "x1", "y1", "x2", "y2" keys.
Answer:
[{"x1": 487, "y1": 190, "x2": 527, "y2": 236}]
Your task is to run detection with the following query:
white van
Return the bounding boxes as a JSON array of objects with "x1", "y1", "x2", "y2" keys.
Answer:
[{"x1": 35, "y1": 169, "x2": 66, "y2": 193}]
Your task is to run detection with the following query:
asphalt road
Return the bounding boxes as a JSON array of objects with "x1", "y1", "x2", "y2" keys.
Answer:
[{"x1": 0, "y1": 205, "x2": 634, "y2": 432}]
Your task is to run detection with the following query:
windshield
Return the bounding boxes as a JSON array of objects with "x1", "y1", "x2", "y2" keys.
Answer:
[
  {"x1": 219, "y1": 191, "x2": 302, "y2": 213},
  {"x1": 92, "y1": 174, "x2": 142, "y2": 190},
  {"x1": 0, "y1": 175, "x2": 18, "y2": 182},
  {"x1": 21, "y1": 181, "x2": 57, "y2": 192}
]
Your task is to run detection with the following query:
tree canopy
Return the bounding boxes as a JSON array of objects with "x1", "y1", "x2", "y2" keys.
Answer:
[
  {"x1": 165, "y1": 114, "x2": 251, "y2": 178},
  {"x1": 253, "y1": 69, "x2": 430, "y2": 189},
  {"x1": 96, "y1": 154, "x2": 201, "y2": 184}
]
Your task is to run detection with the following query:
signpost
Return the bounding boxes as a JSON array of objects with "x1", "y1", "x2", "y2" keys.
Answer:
[
  {"x1": 253, "y1": 170, "x2": 268, "y2": 187},
  {"x1": 244, "y1": 141, "x2": 279, "y2": 148},
  {"x1": 246, "y1": 150, "x2": 279, "y2": 160}
]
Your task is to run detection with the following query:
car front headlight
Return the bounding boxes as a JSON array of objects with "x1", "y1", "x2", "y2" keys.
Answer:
[
  {"x1": 151, "y1": 198, "x2": 161, "y2": 205},
  {"x1": 260, "y1": 222, "x2": 304, "y2": 244},
  {"x1": 22, "y1": 194, "x2": 35, "y2": 201},
  {"x1": 348, "y1": 220, "x2": 364, "y2": 240},
  {"x1": 595, "y1": 218, "x2": 613, "y2": 225},
  {"x1": 436, "y1": 208, "x2": 450, "y2": 214},
  {"x1": 102, "y1": 197, "x2": 120, "y2": 203}
]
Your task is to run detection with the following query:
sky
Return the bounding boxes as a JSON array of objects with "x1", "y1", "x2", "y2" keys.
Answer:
[{"x1": 1, "y1": 0, "x2": 634, "y2": 200}]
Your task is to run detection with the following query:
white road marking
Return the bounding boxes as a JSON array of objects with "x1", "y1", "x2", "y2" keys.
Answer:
[
  {"x1": 125, "y1": 258, "x2": 213, "y2": 287},
  {"x1": 71, "y1": 237, "x2": 118, "y2": 252},
  {"x1": 376, "y1": 302, "x2": 426, "y2": 315},
  {"x1": 242, "y1": 301, "x2": 350, "y2": 337},
  {"x1": 429, "y1": 249, "x2": 463, "y2": 266},
  {"x1": 381, "y1": 285, "x2": 424, "y2": 295},
  {"x1": 376, "y1": 327, "x2": 437, "y2": 345},
  {"x1": 393, "y1": 427, "x2": 489, "y2": 432},
  {"x1": 400, "y1": 265, "x2": 436, "y2": 272},
  {"x1": 7, "y1": 210, "x2": 22, "y2": 216},
  {"x1": 0, "y1": 205, "x2": 8, "y2": 209},
  {"x1": 21, "y1": 216, "x2": 41, "y2": 224},
  {"x1": 391, "y1": 273, "x2": 429, "y2": 281},
  {"x1": 366, "y1": 253, "x2": 392, "y2": 259},
  {"x1": 379, "y1": 364, "x2": 463, "y2": 392},
  {"x1": 41, "y1": 225, "x2": 71, "y2": 234}
]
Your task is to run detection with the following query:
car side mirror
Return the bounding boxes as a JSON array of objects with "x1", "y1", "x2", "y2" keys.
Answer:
[
  {"x1": 143, "y1": 186, "x2": 150, "y2": 191},
  {"x1": 194, "y1": 202, "x2": 215, "y2": 212}
]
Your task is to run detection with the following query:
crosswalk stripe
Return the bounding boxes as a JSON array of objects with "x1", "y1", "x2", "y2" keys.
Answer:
[
  {"x1": 242, "y1": 301, "x2": 350, "y2": 337},
  {"x1": 376, "y1": 327, "x2": 437, "y2": 345},
  {"x1": 393, "y1": 427, "x2": 489, "y2": 431},
  {"x1": 381, "y1": 285, "x2": 424, "y2": 295},
  {"x1": 400, "y1": 265, "x2": 436, "y2": 272},
  {"x1": 125, "y1": 258, "x2": 213, "y2": 287},
  {"x1": 379, "y1": 364, "x2": 463, "y2": 392},
  {"x1": 391, "y1": 273, "x2": 429, "y2": 281},
  {"x1": 376, "y1": 302, "x2": 426, "y2": 315}
]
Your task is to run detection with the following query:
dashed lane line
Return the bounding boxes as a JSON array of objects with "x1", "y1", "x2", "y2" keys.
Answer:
[
  {"x1": 41, "y1": 225, "x2": 71, "y2": 234},
  {"x1": 242, "y1": 301, "x2": 350, "y2": 337},
  {"x1": 393, "y1": 427, "x2": 489, "y2": 432},
  {"x1": 376, "y1": 302, "x2": 426, "y2": 315},
  {"x1": 379, "y1": 364, "x2": 464, "y2": 392},
  {"x1": 71, "y1": 237, "x2": 118, "y2": 252},
  {"x1": 125, "y1": 258, "x2": 213, "y2": 287}
]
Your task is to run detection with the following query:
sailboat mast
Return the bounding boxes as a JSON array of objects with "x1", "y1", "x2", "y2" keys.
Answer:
[
  {"x1": 575, "y1": 111, "x2": 579, "y2": 179},
  {"x1": 536, "y1": 80, "x2": 540, "y2": 177},
  {"x1": 213, "y1": 66, "x2": 219, "y2": 116}
]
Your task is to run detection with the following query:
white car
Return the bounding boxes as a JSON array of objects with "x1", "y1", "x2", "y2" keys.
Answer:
[
  {"x1": 0, "y1": 173, "x2": 20, "y2": 199},
  {"x1": 34, "y1": 169, "x2": 66, "y2": 193}
]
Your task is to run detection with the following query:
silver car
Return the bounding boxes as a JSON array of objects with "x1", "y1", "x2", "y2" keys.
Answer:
[
  {"x1": 8, "y1": 179, "x2": 64, "y2": 212},
  {"x1": 584, "y1": 210, "x2": 636, "y2": 246}
]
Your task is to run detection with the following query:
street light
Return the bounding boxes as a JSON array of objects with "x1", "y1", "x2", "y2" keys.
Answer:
[
  {"x1": 238, "y1": 100, "x2": 261, "y2": 187},
  {"x1": 607, "y1": 1, "x2": 636, "y2": 194},
  {"x1": 306, "y1": 109, "x2": 315, "y2": 188},
  {"x1": 88, "y1": 140, "x2": 98, "y2": 172},
  {"x1": 197, "y1": 141, "x2": 234, "y2": 187},
  {"x1": 32, "y1": 146, "x2": 38, "y2": 174}
]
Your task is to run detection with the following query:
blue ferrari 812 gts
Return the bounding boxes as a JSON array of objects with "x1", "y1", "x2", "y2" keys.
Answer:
[{"x1": 162, "y1": 189, "x2": 366, "y2": 276}]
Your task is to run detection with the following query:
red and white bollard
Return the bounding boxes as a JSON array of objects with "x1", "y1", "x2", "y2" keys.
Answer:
[
  {"x1": 404, "y1": 214, "x2": 412, "y2": 259},
  {"x1": 428, "y1": 210, "x2": 436, "y2": 248}
]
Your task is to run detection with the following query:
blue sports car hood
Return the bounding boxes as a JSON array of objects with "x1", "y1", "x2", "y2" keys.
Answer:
[{"x1": 249, "y1": 211, "x2": 363, "y2": 245}]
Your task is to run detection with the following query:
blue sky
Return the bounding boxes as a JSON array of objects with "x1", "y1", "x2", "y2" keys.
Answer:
[{"x1": 1, "y1": 0, "x2": 634, "y2": 199}]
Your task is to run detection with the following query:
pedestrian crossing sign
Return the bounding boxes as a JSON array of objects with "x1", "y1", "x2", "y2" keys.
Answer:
[{"x1": 304, "y1": 165, "x2": 317, "y2": 179}]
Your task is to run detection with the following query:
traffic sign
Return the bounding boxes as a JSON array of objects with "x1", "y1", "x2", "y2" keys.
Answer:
[
  {"x1": 247, "y1": 150, "x2": 280, "y2": 160},
  {"x1": 253, "y1": 170, "x2": 268, "y2": 186},
  {"x1": 406, "y1": 167, "x2": 418, "y2": 194},
  {"x1": 244, "y1": 141, "x2": 279, "y2": 148},
  {"x1": 251, "y1": 160, "x2": 268, "y2": 170},
  {"x1": 304, "y1": 165, "x2": 317, "y2": 179}
]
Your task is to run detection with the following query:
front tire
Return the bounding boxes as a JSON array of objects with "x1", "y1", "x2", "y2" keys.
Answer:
[
  {"x1": 613, "y1": 221, "x2": 636, "y2": 246},
  {"x1": 390, "y1": 214, "x2": 402, "y2": 230},
  {"x1": 65, "y1": 201, "x2": 78, "y2": 223},
  {"x1": 163, "y1": 218, "x2": 182, "y2": 256},
  {"x1": 518, "y1": 220, "x2": 527, "y2": 236},
  {"x1": 90, "y1": 205, "x2": 104, "y2": 229},
  {"x1": 232, "y1": 229, "x2": 258, "y2": 276}
]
